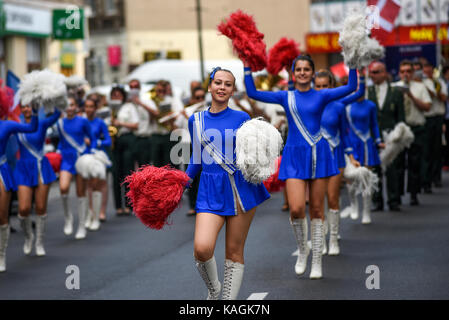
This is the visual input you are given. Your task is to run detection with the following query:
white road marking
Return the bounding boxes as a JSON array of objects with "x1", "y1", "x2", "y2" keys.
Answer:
[
  {"x1": 292, "y1": 249, "x2": 299, "y2": 256},
  {"x1": 247, "y1": 292, "x2": 268, "y2": 300}
]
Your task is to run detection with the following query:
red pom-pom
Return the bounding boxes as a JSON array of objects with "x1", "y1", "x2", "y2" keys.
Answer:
[
  {"x1": 0, "y1": 79, "x2": 15, "y2": 119},
  {"x1": 45, "y1": 152, "x2": 62, "y2": 173},
  {"x1": 267, "y1": 38, "x2": 300, "y2": 75},
  {"x1": 263, "y1": 156, "x2": 285, "y2": 193},
  {"x1": 217, "y1": 10, "x2": 267, "y2": 71},
  {"x1": 123, "y1": 165, "x2": 190, "y2": 230}
]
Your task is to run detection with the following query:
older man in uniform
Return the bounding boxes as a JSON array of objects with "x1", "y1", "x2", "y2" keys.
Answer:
[{"x1": 368, "y1": 61, "x2": 405, "y2": 211}]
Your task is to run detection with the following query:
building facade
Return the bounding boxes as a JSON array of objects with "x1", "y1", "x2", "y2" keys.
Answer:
[{"x1": 0, "y1": 0, "x2": 88, "y2": 80}]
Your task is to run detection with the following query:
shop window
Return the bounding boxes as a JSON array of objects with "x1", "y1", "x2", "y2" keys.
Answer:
[{"x1": 26, "y1": 38, "x2": 41, "y2": 72}]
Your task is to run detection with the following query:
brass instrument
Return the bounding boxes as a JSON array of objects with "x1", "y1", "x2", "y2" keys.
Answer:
[{"x1": 109, "y1": 109, "x2": 118, "y2": 150}]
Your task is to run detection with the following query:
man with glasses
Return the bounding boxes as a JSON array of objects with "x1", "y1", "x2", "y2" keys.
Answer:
[
  {"x1": 393, "y1": 60, "x2": 432, "y2": 206},
  {"x1": 368, "y1": 61, "x2": 405, "y2": 212}
]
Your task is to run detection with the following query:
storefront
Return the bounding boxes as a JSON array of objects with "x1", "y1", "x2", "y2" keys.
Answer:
[
  {"x1": 0, "y1": 0, "x2": 87, "y2": 79},
  {"x1": 306, "y1": 23, "x2": 448, "y2": 79}
]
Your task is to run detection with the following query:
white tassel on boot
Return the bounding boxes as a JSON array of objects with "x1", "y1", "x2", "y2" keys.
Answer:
[
  {"x1": 0, "y1": 224, "x2": 10, "y2": 272},
  {"x1": 290, "y1": 218, "x2": 309, "y2": 275},
  {"x1": 362, "y1": 194, "x2": 372, "y2": 224},
  {"x1": 310, "y1": 219, "x2": 324, "y2": 279},
  {"x1": 35, "y1": 214, "x2": 47, "y2": 256},
  {"x1": 19, "y1": 215, "x2": 34, "y2": 255},
  {"x1": 328, "y1": 209, "x2": 340, "y2": 256},
  {"x1": 222, "y1": 259, "x2": 245, "y2": 300},
  {"x1": 75, "y1": 197, "x2": 87, "y2": 239},
  {"x1": 89, "y1": 191, "x2": 102, "y2": 231},
  {"x1": 194, "y1": 256, "x2": 221, "y2": 300},
  {"x1": 62, "y1": 194, "x2": 73, "y2": 235}
]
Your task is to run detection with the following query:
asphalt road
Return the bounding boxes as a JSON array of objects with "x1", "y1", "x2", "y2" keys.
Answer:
[{"x1": 1, "y1": 172, "x2": 448, "y2": 300}]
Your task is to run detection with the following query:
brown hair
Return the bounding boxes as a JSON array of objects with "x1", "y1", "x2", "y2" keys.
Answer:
[{"x1": 315, "y1": 69, "x2": 335, "y2": 88}]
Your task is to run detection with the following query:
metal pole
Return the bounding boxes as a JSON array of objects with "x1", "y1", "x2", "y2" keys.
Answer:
[
  {"x1": 196, "y1": 0, "x2": 205, "y2": 83},
  {"x1": 436, "y1": 0, "x2": 441, "y2": 67}
]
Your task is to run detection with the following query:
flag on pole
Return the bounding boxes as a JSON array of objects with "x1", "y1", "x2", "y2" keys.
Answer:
[
  {"x1": 367, "y1": 0, "x2": 401, "y2": 45},
  {"x1": 6, "y1": 70, "x2": 22, "y2": 121}
]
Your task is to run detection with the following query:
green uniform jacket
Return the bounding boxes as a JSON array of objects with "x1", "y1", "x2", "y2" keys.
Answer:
[{"x1": 367, "y1": 83, "x2": 405, "y2": 135}]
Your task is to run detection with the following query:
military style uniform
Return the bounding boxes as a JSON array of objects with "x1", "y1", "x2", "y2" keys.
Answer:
[{"x1": 368, "y1": 81, "x2": 405, "y2": 210}]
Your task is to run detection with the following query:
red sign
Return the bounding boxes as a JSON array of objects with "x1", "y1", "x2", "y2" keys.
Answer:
[
  {"x1": 305, "y1": 32, "x2": 341, "y2": 54},
  {"x1": 306, "y1": 24, "x2": 449, "y2": 53},
  {"x1": 108, "y1": 46, "x2": 122, "y2": 67}
]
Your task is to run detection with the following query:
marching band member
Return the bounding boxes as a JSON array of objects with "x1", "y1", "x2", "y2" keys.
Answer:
[
  {"x1": 15, "y1": 105, "x2": 61, "y2": 256},
  {"x1": 84, "y1": 97, "x2": 111, "y2": 230},
  {"x1": 0, "y1": 99, "x2": 38, "y2": 272},
  {"x1": 244, "y1": 55, "x2": 357, "y2": 279},
  {"x1": 314, "y1": 69, "x2": 361, "y2": 255},
  {"x1": 57, "y1": 95, "x2": 97, "y2": 239},
  {"x1": 187, "y1": 67, "x2": 270, "y2": 299}
]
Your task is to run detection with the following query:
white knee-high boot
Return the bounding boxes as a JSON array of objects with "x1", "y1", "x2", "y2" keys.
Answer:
[
  {"x1": 222, "y1": 259, "x2": 244, "y2": 300},
  {"x1": 35, "y1": 214, "x2": 47, "y2": 256},
  {"x1": 362, "y1": 194, "x2": 372, "y2": 224},
  {"x1": 0, "y1": 224, "x2": 10, "y2": 272},
  {"x1": 349, "y1": 188, "x2": 359, "y2": 220},
  {"x1": 194, "y1": 256, "x2": 221, "y2": 300},
  {"x1": 19, "y1": 215, "x2": 34, "y2": 255},
  {"x1": 290, "y1": 218, "x2": 309, "y2": 275},
  {"x1": 75, "y1": 197, "x2": 87, "y2": 239},
  {"x1": 62, "y1": 194, "x2": 73, "y2": 235},
  {"x1": 328, "y1": 209, "x2": 340, "y2": 255},
  {"x1": 310, "y1": 219, "x2": 324, "y2": 279},
  {"x1": 323, "y1": 200, "x2": 328, "y2": 255},
  {"x1": 89, "y1": 191, "x2": 102, "y2": 231}
]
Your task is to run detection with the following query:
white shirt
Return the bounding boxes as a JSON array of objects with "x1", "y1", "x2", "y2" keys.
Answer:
[
  {"x1": 152, "y1": 95, "x2": 184, "y2": 135},
  {"x1": 375, "y1": 81, "x2": 388, "y2": 110},
  {"x1": 393, "y1": 80, "x2": 431, "y2": 126},
  {"x1": 423, "y1": 78, "x2": 447, "y2": 117},
  {"x1": 117, "y1": 102, "x2": 139, "y2": 136}
]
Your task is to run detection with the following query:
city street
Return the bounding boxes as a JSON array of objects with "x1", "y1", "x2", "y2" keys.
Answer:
[{"x1": 0, "y1": 172, "x2": 448, "y2": 300}]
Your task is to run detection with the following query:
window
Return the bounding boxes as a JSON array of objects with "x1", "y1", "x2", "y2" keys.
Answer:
[
  {"x1": 104, "y1": 0, "x2": 118, "y2": 16},
  {"x1": 27, "y1": 38, "x2": 41, "y2": 72}
]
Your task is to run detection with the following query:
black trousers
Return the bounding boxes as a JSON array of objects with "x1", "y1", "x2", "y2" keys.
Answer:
[
  {"x1": 372, "y1": 151, "x2": 404, "y2": 208},
  {"x1": 444, "y1": 119, "x2": 449, "y2": 167},
  {"x1": 112, "y1": 133, "x2": 137, "y2": 210},
  {"x1": 135, "y1": 136, "x2": 153, "y2": 167},
  {"x1": 151, "y1": 133, "x2": 178, "y2": 168},
  {"x1": 405, "y1": 125, "x2": 427, "y2": 196},
  {"x1": 422, "y1": 116, "x2": 443, "y2": 188}
]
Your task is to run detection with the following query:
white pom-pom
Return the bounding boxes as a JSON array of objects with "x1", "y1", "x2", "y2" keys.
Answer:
[
  {"x1": 75, "y1": 153, "x2": 107, "y2": 180},
  {"x1": 380, "y1": 122, "x2": 414, "y2": 171},
  {"x1": 338, "y1": 12, "x2": 367, "y2": 69},
  {"x1": 64, "y1": 75, "x2": 88, "y2": 89},
  {"x1": 75, "y1": 154, "x2": 93, "y2": 179},
  {"x1": 235, "y1": 117, "x2": 283, "y2": 184},
  {"x1": 339, "y1": 11, "x2": 385, "y2": 68},
  {"x1": 343, "y1": 155, "x2": 379, "y2": 197},
  {"x1": 18, "y1": 69, "x2": 67, "y2": 109}
]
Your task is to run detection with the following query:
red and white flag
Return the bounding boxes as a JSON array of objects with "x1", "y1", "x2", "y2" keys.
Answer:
[{"x1": 367, "y1": 0, "x2": 401, "y2": 45}]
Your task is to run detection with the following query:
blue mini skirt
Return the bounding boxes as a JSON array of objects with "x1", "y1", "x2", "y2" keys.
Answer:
[{"x1": 14, "y1": 158, "x2": 57, "y2": 187}]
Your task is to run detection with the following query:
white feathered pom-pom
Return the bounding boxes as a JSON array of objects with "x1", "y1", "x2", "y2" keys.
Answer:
[
  {"x1": 235, "y1": 117, "x2": 283, "y2": 184},
  {"x1": 338, "y1": 12, "x2": 367, "y2": 69},
  {"x1": 75, "y1": 150, "x2": 110, "y2": 180},
  {"x1": 339, "y1": 11, "x2": 385, "y2": 69},
  {"x1": 18, "y1": 69, "x2": 67, "y2": 112},
  {"x1": 380, "y1": 122, "x2": 414, "y2": 171},
  {"x1": 64, "y1": 75, "x2": 88, "y2": 89},
  {"x1": 343, "y1": 155, "x2": 379, "y2": 197}
]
